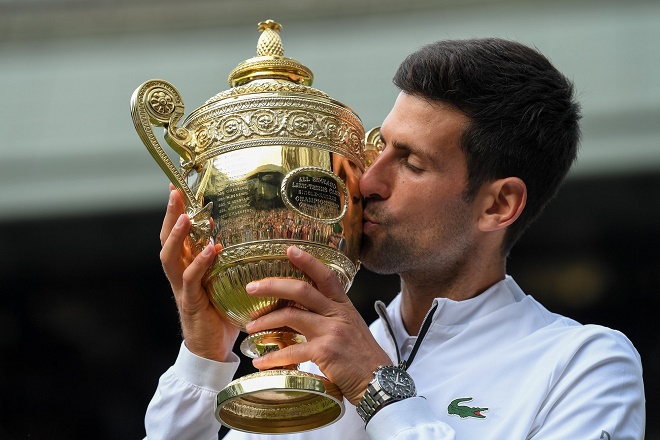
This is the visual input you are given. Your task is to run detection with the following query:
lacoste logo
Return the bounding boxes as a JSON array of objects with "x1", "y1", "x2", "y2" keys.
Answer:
[{"x1": 448, "y1": 397, "x2": 488, "y2": 419}]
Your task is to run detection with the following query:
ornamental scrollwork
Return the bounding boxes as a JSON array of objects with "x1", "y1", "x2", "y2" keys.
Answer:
[
  {"x1": 287, "y1": 111, "x2": 316, "y2": 137},
  {"x1": 187, "y1": 107, "x2": 363, "y2": 161},
  {"x1": 149, "y1": 90, "x2": 175, "y2": 116}
]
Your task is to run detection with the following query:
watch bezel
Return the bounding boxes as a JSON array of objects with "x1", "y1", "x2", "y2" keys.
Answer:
[{"x1": 376, "y1": 365, "x2": 416, "y2": 399}]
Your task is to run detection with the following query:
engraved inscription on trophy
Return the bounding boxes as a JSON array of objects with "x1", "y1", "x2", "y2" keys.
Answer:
[
  {"x1": 282, "y1": 167, "x2": 347, "y2": 224},
  {"x1": 215, "y1": 180, "x2": 254, "y2": 220},
  {"x1": 210, "y1": 171, "x2": 287, "y2": 247}
]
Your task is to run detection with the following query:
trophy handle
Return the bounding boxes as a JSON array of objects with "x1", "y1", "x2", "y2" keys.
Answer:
[
  {"x1": 130, "y1": 79, "x2": 212, "y2": 251},
  {"x1": 365, "y1": 126, "x2": 384, "y2": 167}
]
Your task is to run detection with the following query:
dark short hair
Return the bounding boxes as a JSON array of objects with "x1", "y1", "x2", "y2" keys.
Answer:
[{"x1": 393, "y1": 38, "x2": 581, "y2": 254}]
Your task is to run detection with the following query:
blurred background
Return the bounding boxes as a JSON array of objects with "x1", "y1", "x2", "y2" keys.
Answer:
[{"x1": 0, "y1": 0, "x2": 657, "y2": 438}]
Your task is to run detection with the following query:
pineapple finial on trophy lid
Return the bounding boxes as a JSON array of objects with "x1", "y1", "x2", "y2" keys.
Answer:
[
  {"x1": 228, "y1": 19, "x2": 314, "y2": 87},
  {"x1": 257, "y1": 20, "x2": 284, "y2": 56}
]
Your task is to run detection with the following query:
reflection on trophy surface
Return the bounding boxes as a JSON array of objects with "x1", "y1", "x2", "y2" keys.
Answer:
[{"x1": 130, "y1": 20, "x2": 371, "y2": 433}]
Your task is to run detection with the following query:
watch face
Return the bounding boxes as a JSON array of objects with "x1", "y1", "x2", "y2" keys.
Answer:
[{"x1": 377, "y1": 366, "x2": 416, "y2": 398}]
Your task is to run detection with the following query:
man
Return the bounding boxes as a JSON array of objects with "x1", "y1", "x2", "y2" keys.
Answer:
[{"x1": 145, "y1": 38, "x2": 645, "y2": 439}]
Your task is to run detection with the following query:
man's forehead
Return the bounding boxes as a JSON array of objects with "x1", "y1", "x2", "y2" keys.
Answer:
[{"x1": 381, "y1": 94, "x2": 469, "y2": 151}]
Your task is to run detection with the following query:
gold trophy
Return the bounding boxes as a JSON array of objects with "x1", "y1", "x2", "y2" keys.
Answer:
[{"x1": 130, "y1": 20, "x2": 376, "y2": 434}]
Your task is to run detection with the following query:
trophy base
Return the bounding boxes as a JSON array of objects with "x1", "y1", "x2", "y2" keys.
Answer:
[{"x1": 215, "y1": 369, "x2": 344, "y2": 434}]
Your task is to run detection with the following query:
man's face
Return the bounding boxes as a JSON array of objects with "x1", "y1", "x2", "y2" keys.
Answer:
[{"x1": 359, "y1": 92, "x2": 478, "y2": 281}]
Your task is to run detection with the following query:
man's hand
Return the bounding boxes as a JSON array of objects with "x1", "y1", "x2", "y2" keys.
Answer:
[
  {"x1": 160, "y1": 187, "x2": 240, "y2": 362},
  {"x1": 244, "y1": 246, "x2": 392, "y2": 405}
]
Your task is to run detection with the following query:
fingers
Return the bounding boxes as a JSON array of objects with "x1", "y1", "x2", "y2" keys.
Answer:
[
  {"x1": 245, "y1": 272, "x2": 349, "y2": 318},
  {"x1": 160, "y1": 189, "x2": 186, "y2": 247},
  {"x1": 286, "y1": 247, "x2": 347, "y2": 303},
  {"x1": 160, "y1": 213, "x2": 191, "y2": 291},
  {"x1": 246, "y1": 306, "x2": 321, "y2": 339},
  {"x1": 161, "y1": 213, "x2": 216, "y2": 308},
  {"x1": 252, "y1": 338, "x2": 311, "y2": 370},
  {"x1": 244, "y1": 245, "x2": 349, "y2": 319},
  {"x1": 244, "y1": 306, "x2": 357, "y2": 372},
  {"x1": 160, "y1": 212, "x2": 217, "y2": 292},
  {"x1": 180, "y1": 243, "x2": 217, "y2": 309}
]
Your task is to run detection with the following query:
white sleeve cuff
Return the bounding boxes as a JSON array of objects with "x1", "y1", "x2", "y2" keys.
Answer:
[
  {"x1": 172, "y1": 341, "x2": 241, "y2": 392},
  {"x1": 366, "y1": 397, "x2": 455, "y2": 440}
]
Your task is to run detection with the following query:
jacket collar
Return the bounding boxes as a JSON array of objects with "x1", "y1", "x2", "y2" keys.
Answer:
[{"x1": 388, "y1": 275, "x2": 526, "y2": 343}]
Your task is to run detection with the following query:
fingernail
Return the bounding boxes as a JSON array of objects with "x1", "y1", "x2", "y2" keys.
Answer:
[
  {"x1": 175, "y1": 214, "x2": 186, "y2": 228},
  {"x1": 246, "y1": 281, "x2": 259, "y2": 293},
  {"x1": 290, "y1": 246, "x2": 302, "y2": 257},
  {"x1": 245, "y1": 320, "x2": 254, "y2": 331},
  {"x1": 201, "y1": 244, "x2": 214, "y2": 256},
  {"x1": 253, "y1": 357, "x2": 263, "y2": 368},
  {"x1": 168, "y1": 191, "x2": 175, "y2": 206}
]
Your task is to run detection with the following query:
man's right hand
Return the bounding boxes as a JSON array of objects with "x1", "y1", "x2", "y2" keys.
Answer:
[{"x1": 159, "y1": 187, "x2": 240, "y2": 362}]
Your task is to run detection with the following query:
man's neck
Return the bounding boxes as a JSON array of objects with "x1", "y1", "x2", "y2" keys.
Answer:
[{"x1": 398, "y1": 263, "x2": 505, "y2": 336}]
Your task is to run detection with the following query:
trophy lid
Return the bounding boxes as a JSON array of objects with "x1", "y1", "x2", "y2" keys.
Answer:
[
  {"x1": 202, "y1": 19, "x2": 332, "y2": 106},
  {"x1": 178, "y1": 19, "x2": 365, "y2": 172},
  {"x1": 227, "y1": 20, "x2": 314, "y2": 87}
]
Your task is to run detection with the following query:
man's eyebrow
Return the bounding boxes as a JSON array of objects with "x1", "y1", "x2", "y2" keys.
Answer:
[
  {"x1": 391, "y1": 138, "x2": 436, "y2": 163},
  {"x1": 380, "y1": 133, "x2": 411, "y2": 153},
  {"x1": 379, "y1": 132, "x2": 436, "y2": 163},
  {"x1": 392, "y1": 140, "x2": 412, "y2": 152}
]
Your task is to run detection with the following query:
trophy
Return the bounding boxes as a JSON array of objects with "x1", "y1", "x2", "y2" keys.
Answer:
[{"x1": 130, "y1": 20, "x2": 375, "y2": 434}]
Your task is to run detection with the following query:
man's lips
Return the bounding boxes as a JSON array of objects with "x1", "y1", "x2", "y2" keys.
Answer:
[{"x1": 362, "y1": 213, "x2": 379, "y2": 231}]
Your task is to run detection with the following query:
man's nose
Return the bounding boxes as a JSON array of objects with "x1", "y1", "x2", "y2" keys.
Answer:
[{"x1": 359, "y1": 152, "x2": 390, "y2": 201}]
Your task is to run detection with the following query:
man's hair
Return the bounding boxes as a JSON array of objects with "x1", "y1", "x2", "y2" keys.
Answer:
[{"x1": 393, "y1": 38, "x2": 581, "y2": 254}]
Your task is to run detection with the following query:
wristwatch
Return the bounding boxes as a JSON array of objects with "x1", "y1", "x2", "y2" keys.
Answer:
[{"x1": 356, "y1": 365, "x2": 417, "y2": 425}]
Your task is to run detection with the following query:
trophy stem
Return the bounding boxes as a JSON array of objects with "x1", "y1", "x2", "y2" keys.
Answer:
[
  {"x1": 240, "y1": 328, "x2": 305, "y2": 362},
  {"x1": 215, "y1": 328, "x2": 345, "y2": 433}
]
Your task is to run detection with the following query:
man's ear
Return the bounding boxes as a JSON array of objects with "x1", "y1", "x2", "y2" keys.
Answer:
[{"x1": 477, "y1": 177, "x2": 527, "y2": 232}]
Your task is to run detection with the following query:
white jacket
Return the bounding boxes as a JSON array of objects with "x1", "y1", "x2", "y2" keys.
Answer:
[{"x1": 144, "y1": 276, "x2": 645, "y2": 439}]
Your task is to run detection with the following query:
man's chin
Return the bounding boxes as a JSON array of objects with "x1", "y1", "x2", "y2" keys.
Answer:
[{"x1": 359, "y1": 248, "x2": 398, "y2": 275}]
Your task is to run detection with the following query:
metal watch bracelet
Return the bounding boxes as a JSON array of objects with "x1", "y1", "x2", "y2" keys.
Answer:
[{"x1": 356, "y1": 365, "x2": 416, "y2": 425}]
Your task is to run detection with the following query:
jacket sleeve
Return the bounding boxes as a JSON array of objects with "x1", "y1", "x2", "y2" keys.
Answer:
[
  {"x1": 529, "y1": 327, "x2": 646, "y2": 439},
  {"x1": 365, "y1": 397, "x2": 456, "y2": 440},
  {"x1": 144, "y1": 342, "x2": 241, "y2": 440}
]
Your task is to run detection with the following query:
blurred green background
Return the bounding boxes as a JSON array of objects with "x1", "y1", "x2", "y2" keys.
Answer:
[{"x1": 0, "y1": 0, "x2": 657, "y2": 438}]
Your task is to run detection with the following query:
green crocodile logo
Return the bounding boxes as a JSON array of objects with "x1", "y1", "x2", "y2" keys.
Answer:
[{"x1": 448, "y1": 397, "x2": 488, "y2": 419}]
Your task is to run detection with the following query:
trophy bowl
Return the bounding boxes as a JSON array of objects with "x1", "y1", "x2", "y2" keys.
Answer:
[{"x1": 130, "y1": 20, "x2": 367, "y2": 434}]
